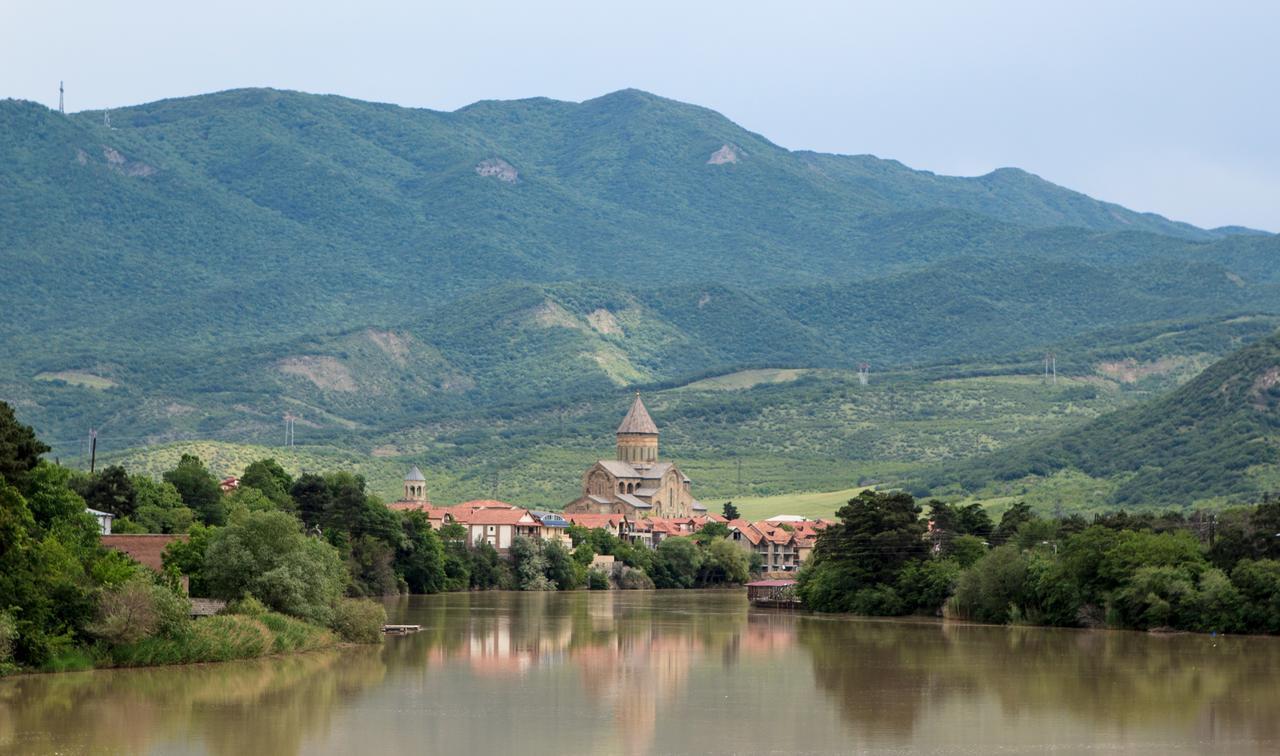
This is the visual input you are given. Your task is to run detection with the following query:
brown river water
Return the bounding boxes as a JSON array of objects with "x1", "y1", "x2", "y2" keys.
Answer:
[{"x1": 1, "y1": 590, "x2": 1278, "y2": 755}]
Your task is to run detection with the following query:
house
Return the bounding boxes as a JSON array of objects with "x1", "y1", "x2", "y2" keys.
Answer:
[
  {"x1": 565, "y1": 513, "x2": 633, "y2": 542},
  {"x1": 86, "y1": 507, "x2": 113, "y2": 535},
  {"x1": 726, "y1": 517, "x2": 833, "y2": 573},
  {"x1": 219, "y1": 476, "x2": 239, "y2": 494},
  {"x1": 529, "y1": 510, "x2": 573, "y2": 548},
  {"x1": 450, "y1": 500, "x2": 540, "y2": 553},
  {"x1": 564, "y1": 394, "x2": 707, "y2": 518}
]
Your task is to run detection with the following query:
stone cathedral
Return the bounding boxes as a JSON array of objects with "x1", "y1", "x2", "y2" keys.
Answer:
[{"x1": 564, "y1": 393, "x2": 706, "y2": 518}]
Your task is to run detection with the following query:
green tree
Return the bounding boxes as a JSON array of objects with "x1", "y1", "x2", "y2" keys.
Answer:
[
  {"x1": 396, "y1": 511, "x2": 445, "y2": 594},
  {"x1": 239, "y1": 459, "x2": 294, "y2": 511},
  {"x1": 511, "y1": 536, "x2": 554, "y2": 591},
  {"x1": 201, "y1": 509, "x2": 347, "y2": 625},
  {"x1": 74, "y1": 465, "x2": 137, "y2": 518},
  {"x1": 797, "y1": 490, "x2": 928, "y2": 613},
  {"x1": 543, "y1": 540, "x2": 583, "y2": 590},
  {"x1": 652, "y1": 537, "x2": 702, "y2": 588},
  {"x1": 290, "y1": 473, "x2": 332, "y2": 530},
  {"x1": 991, "y1": 502, "x2": 1033, "y2": 545},
  {"x1": 722, "y1": 501, "x2": 741, "y2": 521},
  {"x1": 0, "y1": 401, "x2": 48, "y2": 490},
  {"x1": 163, "y1": 454, "x2": 224, "y2": 526},
  {"x1": 698, "y1": 538, "x2": 750, "y2": 585}
]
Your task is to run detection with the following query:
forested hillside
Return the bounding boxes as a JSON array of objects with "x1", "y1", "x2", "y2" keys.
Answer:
[
  {"x1": 914, "y1": 331, "x2": 1280, "y2": 507},
  {"x1": 2, "y1": 87, "x2": 1277, "y2": 506}
]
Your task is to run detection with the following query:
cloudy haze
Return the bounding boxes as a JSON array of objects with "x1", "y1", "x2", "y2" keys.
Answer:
[{"x1": 3, "y1": 0, "x2": 1276, "y2": 231}]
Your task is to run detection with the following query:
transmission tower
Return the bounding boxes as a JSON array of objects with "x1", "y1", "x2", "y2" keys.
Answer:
[
  {"x1": 858, "y1": 363, "x2": 870, "y2": 386},
  {"x1": 1043, "y1": 353, "x2": 1057, "y2": 385},
  {"x1": 283, "y1": 413, "x2": 297, "y2": 448}
]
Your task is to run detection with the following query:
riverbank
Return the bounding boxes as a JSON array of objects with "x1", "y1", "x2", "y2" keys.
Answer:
[{"x1": 26, "y1": 610, "x2": 344, "y2": 675}]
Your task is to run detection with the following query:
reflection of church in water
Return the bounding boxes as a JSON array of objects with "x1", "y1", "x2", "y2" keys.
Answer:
[{"x1": 564, "y1": 394, "x2": 706, "y2": 518}]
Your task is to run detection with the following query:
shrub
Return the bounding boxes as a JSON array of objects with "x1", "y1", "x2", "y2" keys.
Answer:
[
  {"x1": 330, "y1": 598, "x2": 386, "y2": 644},
  {"x1": 227, "y1": 595, "x2": 269, "y2": 616},
  {"x1": 89, "y1": 577, "x2": 191, "y2": 646},
  {"x1": 587, "y1": 569, "x2": 610, "y2": 590},
  {"x1": 0, "y1": 611, "x2": 15, "y2": 671},
  {"x1": 618, "y1": 567, "x2": 655, "y2": 590}
]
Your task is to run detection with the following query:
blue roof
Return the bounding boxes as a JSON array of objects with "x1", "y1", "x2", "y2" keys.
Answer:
[{"x1": 530, "y1": 510, "x2": 569, "y2": 527}]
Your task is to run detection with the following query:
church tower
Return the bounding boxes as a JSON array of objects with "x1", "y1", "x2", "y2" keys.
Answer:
[
  {"x1": 403, "y1": 466, "x2": 429, "y2": 504},
  {"x1": 616, "y1": 393, "x2": 659, "y2": 465}
]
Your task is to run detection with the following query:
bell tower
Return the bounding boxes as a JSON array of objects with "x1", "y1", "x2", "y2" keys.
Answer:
[
  {"x1": 615, "y1": 393, "x2": 659, "y2": 465},
  {"x1": 403, "y1": 466, "x2": 429, "y2": 503}
]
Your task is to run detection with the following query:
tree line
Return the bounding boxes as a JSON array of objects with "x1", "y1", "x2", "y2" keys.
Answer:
[{"x1": 800, "y1": 489, "x2": 1280, "y2": 634}]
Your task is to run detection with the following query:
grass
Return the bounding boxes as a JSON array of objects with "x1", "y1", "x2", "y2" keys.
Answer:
[
  {"x1": 106, "y1": 612, "x2": 335, "y2": 668},
  {"x1": 711, "y1": 486, "x2": 872, "y2": 522},
  {"x1": 33, "y1": 371, "x2": 117, "y2": 389},
  {"x1": 678, "y1": 368, "x2": 811, "y2": 391}
]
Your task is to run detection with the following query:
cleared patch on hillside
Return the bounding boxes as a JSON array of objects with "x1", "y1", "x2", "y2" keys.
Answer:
[
  {"x1": 277, "y1": 356, "x2": 357, "y2": 392},
  {"x1": 1250, "y1": 366, "x2": 1280, "y2": 408},
  {"x1": 164, "y1": 402, "x2": 197, "y2": 416},
  {"x1": 34, "y1": 371, "x2": 117, "y2": 389},
  {"x1": 1096, "y1": 356, "x2": 1197, "y2": 384},
  {"x1": 586, "y1": 308, "x2": 623, "y2": 336},
  {"x1": 679, "y1": 368, "x2": 809, "y2": 391},
  {"x1": 531, "y1": 300, "x2": 582, "y2": 330},
  {"x1": 102, "y1": 146, "x2": 156, "y2": 177},
  {"x1": 707, "y1": 144, "x2": 741, "y2": 165},
  {"x1": 590, "y1": 343, "x2": 649, "y2": 385},
  {"x1": 475, "y1": 158, "x2": 518, "y2": 183},
  {"x1": 365, "y1": 329, "x2": 412, "y2": 365}
]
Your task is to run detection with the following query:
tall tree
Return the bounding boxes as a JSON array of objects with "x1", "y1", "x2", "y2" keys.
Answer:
[
  {"x1": 0, "y1": 402, "x2": 48, "y2": 491},
  {"x1": 163, "y1": 454, "x2": 224, "y2": 525},
  {"x1": 722, "y1": 501, "x2": 741, "y2": 521}
]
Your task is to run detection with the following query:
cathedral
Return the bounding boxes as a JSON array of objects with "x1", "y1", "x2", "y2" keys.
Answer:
[{"x1": 564, "y1": 394, "x2": 706, "y2": 518}]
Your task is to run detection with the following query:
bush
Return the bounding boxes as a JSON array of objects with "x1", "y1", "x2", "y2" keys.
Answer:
[
  {"x1": 89, "y1": 577, "x2": 191, "y2": 646},
  {"x1": 329, "y1": 598, "x2": 386, "y2": 644},
  {"x1": 226, "y1": 595, "x2": 269, "y2": 616},
  {"x1": 618, "y1": 567, "x2": 655, "y2": 590},
  {"x1": 0, "y1": 611, "x2": 16, "y2": 671},
  {"x1": 587, "y1": 569, "x2": 610, "y2": 590},
  {"x1": 949, "y1": 545, "x2": 1030, "y2": 624}
]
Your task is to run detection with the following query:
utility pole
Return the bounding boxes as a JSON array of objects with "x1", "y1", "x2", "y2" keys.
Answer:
[
  {"x1": 736, "y1": 458, "x2": 742, "y2": 489},
  {"x1": 59, "y1": 81, "x2": 64, "y2": 114},
  {"x1": 1043, "y1": 353, "x2": 1057, "y2": 385},
  {"x1": 89, "y1": 429, "x2": 97, "y2": 474},
  {"x1": 858, "y1": 363, "x2": 870, "y2": 386}
]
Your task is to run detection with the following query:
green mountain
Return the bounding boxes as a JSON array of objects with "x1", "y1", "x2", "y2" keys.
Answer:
[
  {"x1": 2, "y1": 86, "x2": 1278, "y2": 505},
  {"x1": 914, "y1": 330, "x2": 1280, "y2": 508}
]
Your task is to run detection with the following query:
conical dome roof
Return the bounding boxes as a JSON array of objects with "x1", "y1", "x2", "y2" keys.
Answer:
[
  {"x1": 405, "y1": 465, "x2": 426, "y2": 482},
  {"x1": 616, "y1": 393, "x2": 658, "y2": 435}
]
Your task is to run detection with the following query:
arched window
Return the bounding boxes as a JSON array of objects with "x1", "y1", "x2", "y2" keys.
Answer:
[{"x1": 618, "y1": 481, "x2": 625, "y2": 494}]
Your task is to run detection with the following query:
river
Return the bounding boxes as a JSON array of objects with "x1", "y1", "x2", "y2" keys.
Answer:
[{"x1": 1, "y1": 590, "x2": 1277, "y2": 755}]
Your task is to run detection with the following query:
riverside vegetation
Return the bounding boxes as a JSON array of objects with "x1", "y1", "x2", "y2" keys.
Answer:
[
  {"x1": 800, "y1": 490, "x2": 1280, "y2": 634},
  {"x1": 0, "y1": 401, "x2": 749, "y2": 674},
  {"x1": 0, "y1": 403, "x2": 386, "y2": 674}
]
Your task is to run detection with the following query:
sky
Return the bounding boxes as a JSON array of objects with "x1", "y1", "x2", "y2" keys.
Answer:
[{"x1": 3, "y1": 0, "x2": 1277, "y2": 231}]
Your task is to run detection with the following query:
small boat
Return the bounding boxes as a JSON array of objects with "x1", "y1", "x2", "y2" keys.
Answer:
[{"x1": 382, "y1": 624, "x2": 423, "y2": 635}]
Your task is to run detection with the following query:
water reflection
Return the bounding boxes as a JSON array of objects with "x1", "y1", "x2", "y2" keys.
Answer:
[{"x1": 2, "y1": 592, "x2": 1279, "y2": 755}]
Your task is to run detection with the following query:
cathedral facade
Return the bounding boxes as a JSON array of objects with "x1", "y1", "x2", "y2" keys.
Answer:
[{"x1": 564, "y1": 394, "x2": 706, "y2": 518}]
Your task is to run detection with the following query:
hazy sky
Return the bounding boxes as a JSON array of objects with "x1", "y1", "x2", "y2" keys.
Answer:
[{"x1": 4, "y1": 0, "x2": 1277, "y2": 231}]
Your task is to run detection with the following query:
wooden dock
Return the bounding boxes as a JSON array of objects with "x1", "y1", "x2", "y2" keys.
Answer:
[{"x1": 382, "y1": 624, "x2": 422, "y2": 635}]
